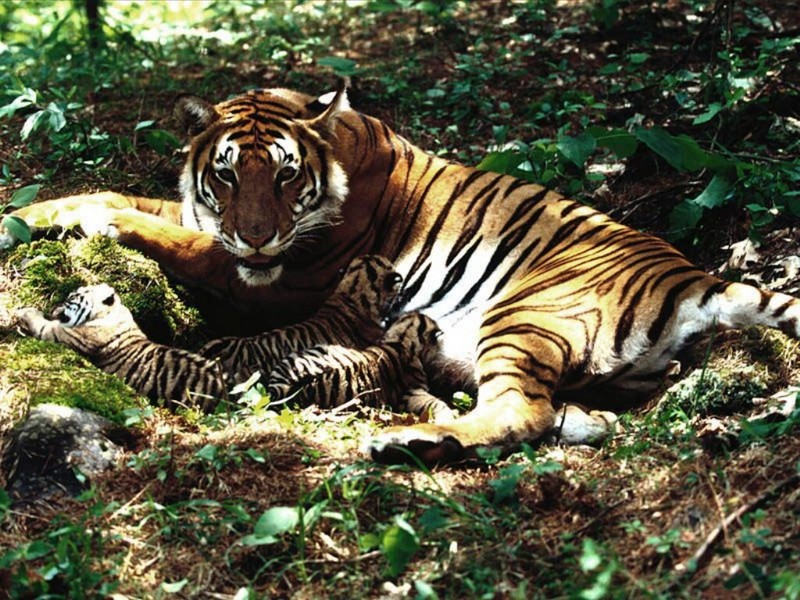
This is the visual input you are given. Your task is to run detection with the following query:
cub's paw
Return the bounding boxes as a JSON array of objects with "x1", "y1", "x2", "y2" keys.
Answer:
[
  {"x1": 14, "y1": 308, "x2": 45, "y2": 334},
  {"x1": 365, "y1": 423, "x2": 466, "y2": 466}
]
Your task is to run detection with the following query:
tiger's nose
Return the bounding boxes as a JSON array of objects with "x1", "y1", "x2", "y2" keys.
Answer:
[{"x1": 238, "y1": 230, "x2": 277, "y2": 251}]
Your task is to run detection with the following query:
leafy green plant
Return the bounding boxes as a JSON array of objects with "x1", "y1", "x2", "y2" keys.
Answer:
[
  {"x1": 1, "y1": 183, "x2": 37, "y2": 243},
  {"x1": 0, "y1": 504, "x2": 121, "y2": 598}
]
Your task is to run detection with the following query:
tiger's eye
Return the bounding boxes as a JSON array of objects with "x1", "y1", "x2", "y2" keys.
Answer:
[
  {"x1": 279, "y1": 165, "x2": 298, "y2": 182},
  {"x1": 215, "y1": 168, "x2": 236, "y2": 185}
]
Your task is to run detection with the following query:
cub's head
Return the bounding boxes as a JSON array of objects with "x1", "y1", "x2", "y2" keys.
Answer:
[
  {"x1": 383, "y1": 312, "x2": 444, "y2": 361},
  {"x1": 334, "y1": 255, "x2": 404, "y2": 324},
  {"x1": 175, "y1": 87, "x2": 351, "y2": 287},
  {"x1": 53, "y1": 283, "x2": 133, "y2": 328}
]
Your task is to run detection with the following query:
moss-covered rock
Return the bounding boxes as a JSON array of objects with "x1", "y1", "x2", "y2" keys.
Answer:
[
  {"x1": 1, "y1": 337, "x2": 147, "y2": 424},
  {"x1": 8, "y1": 236, "x2": 207, "y2": 347},
  {"x1": 662, "y1": 367, "x2": 768, "y2": 417}
]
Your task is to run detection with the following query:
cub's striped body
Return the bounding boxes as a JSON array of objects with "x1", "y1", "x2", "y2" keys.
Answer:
[
  {"x1": 15, "y1": 284, "x2": 225, "y2": 412},
  {"x1": 6, "y1": 86, "x2": 800, "y2": 464},
  {"x1": 200, "y1": 255, "x2": 403, "y2": 384},
  {"x1": 268, "y1": 312, "x2": 454, "y2": 421}
]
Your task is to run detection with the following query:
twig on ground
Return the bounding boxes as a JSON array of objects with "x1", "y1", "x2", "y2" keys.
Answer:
[{"x1": 673, "y1": 472, "x2": 800, "y2": 577}]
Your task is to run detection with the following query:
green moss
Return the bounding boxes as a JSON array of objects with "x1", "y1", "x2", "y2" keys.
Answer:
[
  {"x1": 9, "y1": 236, "x2": 207, "y2": 346},
  {"x1": 72, "y1": 236, "x2": 206, "y2": 346},
  {"x1": 663, "y1": 367, "x2": 767, "y2": 417},
  {"x1": 7, "y1": 240, "x2": 88, "y2": 312},
  {"x1": 1, "y1": 338, "x2": 146, "y2": 424}
]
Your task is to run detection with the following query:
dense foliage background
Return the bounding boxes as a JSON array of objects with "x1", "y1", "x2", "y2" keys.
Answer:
[{"x1": 0, "y1": 1, "x2": 798, "y2": 598}]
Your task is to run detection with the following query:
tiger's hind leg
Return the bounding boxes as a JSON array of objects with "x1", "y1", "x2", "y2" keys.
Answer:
[{"x1": 368, "y1": 314, "x2": 570, "y2": 464}]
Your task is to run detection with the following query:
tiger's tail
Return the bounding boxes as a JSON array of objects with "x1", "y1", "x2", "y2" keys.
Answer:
[{"x1": 710, "y1": 281, "x2": 800, "y2": 338}]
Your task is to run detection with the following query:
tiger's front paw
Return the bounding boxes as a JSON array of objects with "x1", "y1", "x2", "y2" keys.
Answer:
[
  {"x1": 365, "y1": 423, "x2": 467, "y2": 466},
  {"x1": 78, "y1": 206, "x2": 120, "y2": 239}
]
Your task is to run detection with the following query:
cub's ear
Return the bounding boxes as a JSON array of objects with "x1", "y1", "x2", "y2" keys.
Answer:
[
  {"x1": 306, "y1": 85, "x2": 350, "y2": 137},
  {"x1": 96, "y1": 283, "x2": 117, "y2": 306},
  {"x1": 174, "y1": 95, "x2": 219, "y2": 137}
]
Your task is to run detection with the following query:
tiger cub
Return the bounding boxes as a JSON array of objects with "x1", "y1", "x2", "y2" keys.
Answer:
[
  {"x1": 200, "y1": 255, "x2": 403, "y2": 384},
  {"x1": 267, "y1": 312, "x2": 456, "y2": 422},
  {"x1": 14, "y1": 284, "x2": 225, "y2": 412}
]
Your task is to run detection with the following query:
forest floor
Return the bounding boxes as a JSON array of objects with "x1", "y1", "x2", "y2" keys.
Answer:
[{"x1": 0, "y1": 1, "x2": 799, "y2": 598}]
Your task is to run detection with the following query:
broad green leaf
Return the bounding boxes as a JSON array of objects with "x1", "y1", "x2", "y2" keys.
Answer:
[
  {"x1": 0, "y1": 88, "x2": 37, "y2": 119},
  {"x1": 414, "y1": 580, "x2": 439, "y2": 599},
  {"x1": 476, "y1": 150, "x2": 527, "y2": 175},
  {"x1": 135, "y1": 119, "x2": 156, "y2": 131},
  {"x1": 418, "y1": 506, "x2": 448, "y2": 532},
  {"x1": 635, "y1": 127, "x2": 719, "y2": 172},
  {"x1": 667, "y1": 200, "x2": 704, "y2": 241},
  {"x1": 532, "y1": 459, "x2": 564, "y2": 475},
  {"x1": 589, "y1": 127, "x2": 638, "y2": 158},
  {"x1": 20, "y1": 110, "x2": 46, "y2": 140},
  {"x1": 692, "y1": 175, "x2": 732, "y2": 209},
  {"x1": 382, "y1": 516, "x2": 419, "y2": 576},
  {"x1": 25, "y1": 539, "x2": 53, "y2": 560},
  {"x1": 144, "y1": 129, "x2": 181, "y2": 155},
  {"x1": 784, "y1": 192, "x2": 800, "y2": 216},
  {"x1": 194, "y1": 444, "x2": 218, "y2": 462},
  {"x1": 317, "y1": 56, "x2": 358, "y2": 76},
  {"x1": 628, "y1": 52, "x2": 649, "y2": 64},
  {"x1": 692, "y1": 102, "x2": 723, "y2": 125},
  {"x1": 244, "y1": 448, "x2": 266, "y2": 463},
  {"x1": 2, "y1": 215, "x2": 31, "y2": 243},
  {"x1": 425, "y1": 87, "x2": 446, "y2": 98},
  {"x1": 230, "y1": 371, "x2": 262, "y2": 395},
  {"x1": 488, "y1": 463, "x2": 525, "y2": 503},
  {"x1": 253, "y1": 506, "x2": 299, "y2": 539},
  {"x1": 46, "y1": 103, "x2": 66, "y2": 132},
  {"x1": 8, "y1": 184, "x2": 40, "y2": 208},
  {"x1": 557, "y1": 132, "x2": 596, "y2": 167}
]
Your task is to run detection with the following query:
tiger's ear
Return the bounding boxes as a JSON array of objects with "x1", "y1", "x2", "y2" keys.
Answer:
[
  {"x1": 174, "y1": 95, "x2": 219, "y2": 137},
  {"x1": 306, "y1": 86, "x2": 350, "y2": 136}
]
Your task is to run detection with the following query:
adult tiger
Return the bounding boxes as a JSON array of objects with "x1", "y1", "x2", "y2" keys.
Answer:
[{"x1": 4, "y1": 86, "x2": 800, "y2": 465}]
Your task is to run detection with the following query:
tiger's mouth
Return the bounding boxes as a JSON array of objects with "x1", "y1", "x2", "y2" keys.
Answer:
[{"x1": 236, "y1": 254, "x2": 285, "y2": 272}]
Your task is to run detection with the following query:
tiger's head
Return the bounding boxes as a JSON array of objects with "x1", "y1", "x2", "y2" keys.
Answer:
[
  {"x1": 334, "y1": 255, "x2": 404, "y2": 324},
  {"x1": 53, "y1": 283, "x2": 134, "y2": 329},
  {"x1": 383, "y1": 312, "x2": 444, "y2": 363},
  {"x1": 174, "y1": 87, "x2": 350, "y2": 287}
]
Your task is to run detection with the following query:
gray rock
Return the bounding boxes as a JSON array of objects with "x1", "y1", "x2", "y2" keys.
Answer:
[{"x1": 1, "y1": 404, "x2": 127, "y2": 505}]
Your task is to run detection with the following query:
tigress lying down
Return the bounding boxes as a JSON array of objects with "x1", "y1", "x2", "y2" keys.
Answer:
[
  {"x1": 4, "y1": 85, "x2": 800, "y2": 465},
  {"x1": 200, "y1": 254, "x2": 403, "y2": 384},
  {"x1": 268, "y1": 312, "x2": 455, "y2": 422},
  {"x1": 14, "y1": 284, "x2": 225, "y2": 412}
]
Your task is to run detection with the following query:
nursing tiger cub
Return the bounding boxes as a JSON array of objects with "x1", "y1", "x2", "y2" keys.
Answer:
[
  {"x1": 14, "y1": 284, "x2": 225, "y2": 412},
  {"x1": 4, "y1": 86, "x2": 800, "y2": 465},
  {"x1": 268, "y1": 312, "x2": 455, "y2": 422},
  {"x1": 200, "y1": 254, "x2": 403, "y2": 384}
]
